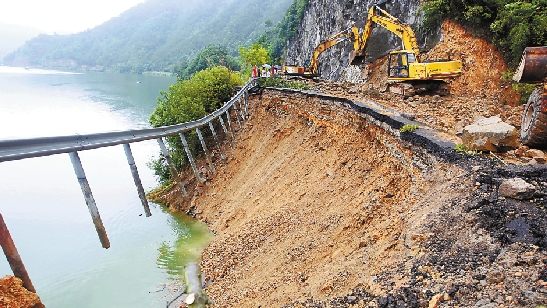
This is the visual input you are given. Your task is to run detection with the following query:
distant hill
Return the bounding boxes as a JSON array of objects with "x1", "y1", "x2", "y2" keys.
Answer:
[
  {"x1": 3, "y1": 0, "x2": 293, "y2": 72},
  {"x1": 0, "y1": 23, "x2": 40, "y2": 62}
]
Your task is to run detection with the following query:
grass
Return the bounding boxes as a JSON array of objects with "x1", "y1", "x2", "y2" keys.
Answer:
[
  {"x1": 399, "y1": 124, "x2": 419, "y2": 133},
  {"x1": 454, "y1": 144, "x2": 483, "y2": 155}
]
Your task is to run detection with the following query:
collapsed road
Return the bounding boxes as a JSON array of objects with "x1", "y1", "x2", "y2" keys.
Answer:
[{"x1": 154, "y1": 86, "x2": 547, "y2": 307}]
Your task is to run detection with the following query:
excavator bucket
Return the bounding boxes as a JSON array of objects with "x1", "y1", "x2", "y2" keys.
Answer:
[
  {"x1": 513, "y1": 46, "x2": 547, "y2": 83},
  {"x1": 349, "y1": 50, "x2": 367, "y2": 66}
]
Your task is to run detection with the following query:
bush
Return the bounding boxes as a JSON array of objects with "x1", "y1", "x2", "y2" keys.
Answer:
[
  {"x1": 399, "y1": 124, "x2": 419, "y2": 133},
  {"x1": 149, "y1": 66, "x2": 243, "y2": 183}
]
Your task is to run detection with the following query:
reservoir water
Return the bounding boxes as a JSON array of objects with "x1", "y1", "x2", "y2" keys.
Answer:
[{"x1": 0, "y1": 66, "x2": 213, "y2": 307}]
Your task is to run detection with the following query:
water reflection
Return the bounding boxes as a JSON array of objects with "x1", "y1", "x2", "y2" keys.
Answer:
[{"x1": 157, "y1": 211, "x2": 214, "y2": 277}]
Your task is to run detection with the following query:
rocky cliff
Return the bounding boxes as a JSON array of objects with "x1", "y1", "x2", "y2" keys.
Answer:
[{"x1": 284, "y1": 0, "x2": 441, "y2": 80}]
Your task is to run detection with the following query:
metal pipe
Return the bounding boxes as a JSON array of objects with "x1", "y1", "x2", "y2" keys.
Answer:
[
  {"x1": 0, "y1": 213, "x2": 36, "y2": 293},
  {"x1": 123, "y1": 143, "x2": 151, "y2": 217},
  {"x1": 225, "y1": 110, "x2": 236, "y2": 139},
  {"x1": 218, "y1": 115, "x2": 234, "y2": 148},
  {"x1": 179, "y1": 133, "x2": 204, "y2": 183},
  {"x1": 208, "y1": 122, "x2": 226, "y2": 159},
  {"x1": 236, "y1": 98, "x2": 246, "y2": 121},
  {"x1": 232, "y1": 105, "x2": 242, "y2": 129},
  {"x1": 69, "y1": 151, "x2": 110, "y2": 249},
  {"x1": 157, "y1": 138, "x2": 188, "y2": 197},
  {"x1": 244, "y1": 90, "x2": 249, "y2": 117},
  {"x1": 196, "y1": 128, "x2": 215, "y2": 172}
]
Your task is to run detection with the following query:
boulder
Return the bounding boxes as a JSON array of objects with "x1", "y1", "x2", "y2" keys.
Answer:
[
  {"x1": 461, "y1": 116, "x2": 518, "y2": 152},
  {"x1": 498, "y1": 178, "x2": 535, "y2": 200}
]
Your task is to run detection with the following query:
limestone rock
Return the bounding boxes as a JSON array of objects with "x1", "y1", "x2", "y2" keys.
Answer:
[
  {"x1": 461, "y1": 116, "x2": 518, "y2": 152},
  {"x1": 525, "y1": 149, "x2": 545, "y2": 158},
  {"x1": 498, "y1": 178, "x2": 535, "y2": 200}
]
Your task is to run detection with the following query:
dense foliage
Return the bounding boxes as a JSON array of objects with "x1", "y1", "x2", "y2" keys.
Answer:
[
  {"x1": 238, "y1": 43, "x2": 272, "y2": 77},
  {"x1": 256, "y1": 0, "x2": 309, "y2": 64},
  {"x1": 420, "y1": 0, "x2": 547, "y2": 67},
  {"x1": 173, "y1": 45, "x2": 240, "y2": 80},
  {"x1": 149, "y1": 66, "x2": 243, "y2": 183},
  {"x1": 3, "y1": 0, "x2": 293, "y2": 73}
]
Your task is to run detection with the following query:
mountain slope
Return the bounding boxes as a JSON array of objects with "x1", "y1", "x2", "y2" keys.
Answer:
[
  {"x1": 0, "y1": 23, "x2": 40, "y2": 61},
  {"x1": 3, "y1": 0, "x2": 293, "y2": 72}
]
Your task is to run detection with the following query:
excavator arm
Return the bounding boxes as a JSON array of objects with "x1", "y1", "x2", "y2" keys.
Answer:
[
  {"x1": 284, "y1": 26, "x2": 357, "y2": 77},
  {"x1": 351, "y1": 6, "x2": 419, "y2": 64},
  {"x1": 306, "y1": 26, "x2": 358, "y2": 75}
]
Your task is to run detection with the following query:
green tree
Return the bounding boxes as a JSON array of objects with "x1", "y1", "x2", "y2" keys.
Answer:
[
  {"x1": 490, "y1": 1, "x2": 547, "y2": 66},
  {"x1": 174, "y1": 45, "x2": 241, "y2": 80},
  {"x1": 238, "y1": 43, "x2": 271, "y2": 66},
  {"x1": 256, "y1": 0, "x2": 309, "y2": 64},
  {"x1": 238, "y1": 43, "x2": 271, "y2": 77},
  {"x1": 149, "y1": 66, "x2": 243, "y2": 183}
]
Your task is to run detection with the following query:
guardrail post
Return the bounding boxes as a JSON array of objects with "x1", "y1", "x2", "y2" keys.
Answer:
[
  {"x1": 179, "y1": 133, "x2": 205, "y2": 183},
  {"x1": 123, "y1": 143, "x2": 151, "y2": 217},
  {"x1": 196, "y1": 128, "x2": 215, "y2": 172},
  {"x1": 157, "y1": 138, "x2": 188, "y2": 197},
  {"x1": 225, "y1": 111, "x2": 236, "y2": 138},
  {"x1": 208, "y1": 122, "x2": 226, "y2": 159},
  {"x1": 0, "y1": 213, "x2": 36, "y2": 293},
  {"x1": 237, "y1": 97, "x2": 246, "y2": 121},
  {"x1": 244, "y1": 90, "x2": 249, "y2": 117},
  {"x1": 231, "y1": 105, "x2": 242, "y2": 129},
  {"x1": 69, "y1": 151, "x2": 110, "y2": 249},
  {"x1": 220, "y1": 113, "x2": 235, "y2": 143}
]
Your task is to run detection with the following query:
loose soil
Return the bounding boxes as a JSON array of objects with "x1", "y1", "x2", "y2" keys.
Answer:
[
  {"x1": 157, "y1": 87, "x2": 547, "y2": 307},
  {"x1": 0, "y1": 276, "x2": 43, "y2": 308}
]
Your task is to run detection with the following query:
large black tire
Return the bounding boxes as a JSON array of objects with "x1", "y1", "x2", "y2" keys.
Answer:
[{"x1": 521, "y1": 87, "x2": 547, "y2": 147}]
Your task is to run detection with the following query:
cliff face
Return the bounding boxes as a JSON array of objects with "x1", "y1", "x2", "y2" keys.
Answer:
[{"x1": 284, "y1": 0, "x2": 441, "y2": 80}]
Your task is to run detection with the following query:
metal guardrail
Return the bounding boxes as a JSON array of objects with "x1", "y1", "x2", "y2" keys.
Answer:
[
  {"x1": 0, "y1": 78, "x2": 256, "y2": 292},
  {"x1": 0, "y1": 80, "x2": 254, "y2": 162}
]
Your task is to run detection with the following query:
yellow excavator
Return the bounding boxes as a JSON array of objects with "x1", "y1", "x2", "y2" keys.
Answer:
[
  {"x1": 283, "y1": 25, "x2": 360, "y2": 77},
  {"x1": 352, "y1": 5, "x2": 462, "y2": 96},
  {"x1": 284, "y1": 6, "x2": 462, "y2": 96}
]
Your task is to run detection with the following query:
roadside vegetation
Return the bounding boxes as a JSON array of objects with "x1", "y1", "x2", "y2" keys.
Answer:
[
  {"x1": 420, "y1": 0, "x2": 547, "y2": 68},
  {"x1": 148, "y1": 66, "x2": 243, "y2": 183}
]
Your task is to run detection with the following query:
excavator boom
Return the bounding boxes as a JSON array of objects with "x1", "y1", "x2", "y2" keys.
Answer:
[
  {"x1": 284, "y1": 26, "x2": 356, "y2": 77},
  {"x1": 351, "y1": 6, "x2": 419, "y2": 65}
]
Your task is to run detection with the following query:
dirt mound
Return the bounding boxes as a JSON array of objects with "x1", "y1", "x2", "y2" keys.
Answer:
[
  {"x1": 156, "y1": 88, "x2": 547, "y2": 307},
  {"x1": 0, "y1": 276, "x2": 43, "y2": 308}
]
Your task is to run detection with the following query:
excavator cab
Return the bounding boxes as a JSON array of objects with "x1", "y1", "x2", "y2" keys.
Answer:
[{"x1": 388, "y1": 51, "x2": 416, "y2": 78}]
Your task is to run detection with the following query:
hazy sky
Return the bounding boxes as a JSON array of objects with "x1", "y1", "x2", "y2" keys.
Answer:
[{"x1": 0, "y1": 0, "x2": 145, "y2": 34}]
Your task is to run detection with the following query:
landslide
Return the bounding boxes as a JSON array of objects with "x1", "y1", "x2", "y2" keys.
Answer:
[
  {"x1": 153, "y1": 19, "x2": 547, "y2": 308},
  {"x1": 335, "y1": 20, "x2": 525, "y2": 137}
]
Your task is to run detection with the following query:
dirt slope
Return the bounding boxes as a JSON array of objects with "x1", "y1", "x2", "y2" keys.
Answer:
[
  {"x1": 149, "y1": 20, "x2": 547, "y2": 308},
  {"x1": 157, "y1": 89, "x2": 547, "y2": 307}
]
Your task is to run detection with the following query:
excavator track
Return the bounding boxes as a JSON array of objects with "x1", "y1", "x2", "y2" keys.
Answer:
[
  {"x1": 388, "y1": 80, "x2": 449, "y2": 97},
  {"x1": 521, "y1": 86, "x2": 547, "y2": 147}
]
